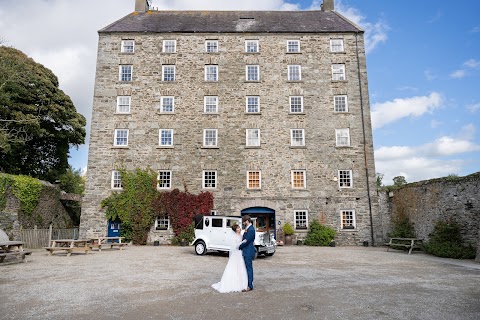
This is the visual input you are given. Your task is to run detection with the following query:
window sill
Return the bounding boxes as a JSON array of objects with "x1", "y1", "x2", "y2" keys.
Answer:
[
  {"x1": 333, "y1": 111, "x2": 350, "y2": 114},
  {"x1": 294, "y1": 229, "x2": 308, "y2": 232},
  {"x1": 290, "y1": 188, "x2": 308, "y2": 191},
  {"x1": 114, "y1": 112, "x2": 132, "y2": 115},
  {"x1": 119, "y1": 52, "x2": 134, "y2": 55},
  {"x1": 244, "y1": 81, "x2": 261, "y2": 83},
  {"x1": 156, "y1": 146, "x2": 174, "y2": 149},
  {"x1": 339, "y1": 228, "x2": 358, "y2": 232},
  {"x1": 331, "y1": 51, "x2": 346, "y2": 54},
  {"x1": 246, "y1": 188, "x2": 262, "y2": 191},
  {"x1": 157, "y1": 188, "x2": 172, "y2": 191},
  {"x1": 204, "y1": 52, "x2": 220, "y2": 54},
  {"x1": 203, "y1": 80, "x2": 219, "y2": 83},
  {"x1": 201, "y1": 146, "x2": 219, "y2": 149},
  {"x1": 111, "y1": 188, "x2": 123, "y2": 191},
  {"x1": 244, "y1": 52, "x2": 260, "y2": 54},
  {"x1": 112, "y1": 146, "x2": 129, "y2": 149},
  {"x1": 289, "y1": 112, "x2": 305, "y2": 115},
  {"x1": 245, "y1": 112, "x2": 261, "y2": 115},
  {"x1": 335, "y1": 145, "x2": 353, "y2": 148},
  {"x1": 160, "y1": 52, "x2": 177, "y2": 55},
  {"x1": 202, "y1": 187, "x2": 218, "y2": 190},
  {"x1": 161, "y1": 80, "x2": 176, "y2": 83},
  {"x1": 287, "y1": 80, "x2": 304, "y2": 83},
  {"x1": 158, "y1": 112, "x2": 175, "y2": 115},
  {"x1": 331, "y1": 80, "x2": 348, "y2": 83},
  {"x1": 154, "y1": 228, "x2": 169, "y2": 231},
  {"x1": 117, "y1": 81, "x2": 133, "y2": 84},
  {"x1": 286, "y1": 52, "x2": 302, "y2": 54},
  {"x1": 290, "y1": 146, "x2": 306, "y2": 149},
  {"x1": 245, "y1": 146, "x2": 261, "y2": 149},
  {"x1": 203, "y1": 112, "x2": 220, "y2": 115}
]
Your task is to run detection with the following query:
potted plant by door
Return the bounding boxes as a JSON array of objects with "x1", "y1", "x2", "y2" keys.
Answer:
[{"x1": 282, "y1": 222, "x2": 295, "y2": 246}]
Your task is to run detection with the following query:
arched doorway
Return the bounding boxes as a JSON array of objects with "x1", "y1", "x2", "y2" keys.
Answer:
[{"x1": 241, "y1": 207, "x2": 276, "y2": 237}]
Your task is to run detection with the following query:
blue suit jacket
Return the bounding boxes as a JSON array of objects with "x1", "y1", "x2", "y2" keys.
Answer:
[{"x1": 239, "y1": 224, "x2": 255, "y2": 258}]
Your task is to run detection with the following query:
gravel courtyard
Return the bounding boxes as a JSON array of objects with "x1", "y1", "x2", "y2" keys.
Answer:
[{"x1": 1, "y1": 245, "x2": 479, "y2": 320}]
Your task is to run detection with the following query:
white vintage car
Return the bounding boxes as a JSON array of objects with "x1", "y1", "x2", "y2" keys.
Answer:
[{"x1": 193, "y1": 215, "x2": 276, "y2": 258}]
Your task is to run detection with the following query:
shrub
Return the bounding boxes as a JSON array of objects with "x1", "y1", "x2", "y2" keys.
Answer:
[
  {"x1": 282, "y1": 222, "x2": 295, "y2": 235},
  {"x1": 171, "y1": 222, "x2": 195, "y2": 245},
  {"x1": 389, "y1": 212, "x2": 415, "y2": 238},
  {"x1": 304, "y1": 220, "x2": 336, "y2": 246},
  {"x1": 424, "y1": 220, "x2": 476, "y2": 259}
]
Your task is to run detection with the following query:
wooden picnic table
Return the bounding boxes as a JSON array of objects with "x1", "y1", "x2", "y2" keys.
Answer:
[
  {"x1": 0, "y1": 241, "x2": 32, "y2": 263},
  {"x1": 44, "y1": 239, "x2": 90, "y2": 257},
  {"x1": 89, "y1": 236, "x2": 127, "y2": 252},
  {"x1": 385, "y1": 237, "x2": 423, "y2": 255}
]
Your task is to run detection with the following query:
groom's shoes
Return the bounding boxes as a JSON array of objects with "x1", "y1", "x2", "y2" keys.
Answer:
[{"x1": 242, "y1": 287, "x2": 253, "y2": 292}]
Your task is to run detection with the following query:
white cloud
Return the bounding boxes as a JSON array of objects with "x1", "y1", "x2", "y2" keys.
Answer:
[
  {"x1": 467, "y1": 102, "x2": 480, "y2": 113},
  {"x1": 375, "y1": 125, "x2": 480, "y2": 183},
  {"x1": 450, "y1": 58, "x2": 480, "y2": 79},
  {"x1": 335, "y1": 2, "x2": 389, "y2": 54},
  {"x1": 450, "y1": 69, "x2": 466, "y2": 79},
  {"x1": 371, "y1": 92, "x2": 443, "y2": 129},
  {"x1": 464, "y1": 59, "x2": 480, "y2": 69}
]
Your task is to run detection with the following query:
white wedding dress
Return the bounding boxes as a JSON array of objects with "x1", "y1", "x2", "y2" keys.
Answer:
[{"x1": 211, "y1": 231, "x2": 248, "y2": 293}]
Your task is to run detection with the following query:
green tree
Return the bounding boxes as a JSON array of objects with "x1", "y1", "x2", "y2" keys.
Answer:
[
  {"x1": 58, "y1": 166, "x2": 85, "y2": 195},
  {"x1": 0, "y1": 46, "x2": 86, "y2": 182},
  {"x1": 393, "y1": 176, "x2": 407, "y2": 187},
  {"x1": 376, "y1": 172, "x2": 384, "y2": 189}
]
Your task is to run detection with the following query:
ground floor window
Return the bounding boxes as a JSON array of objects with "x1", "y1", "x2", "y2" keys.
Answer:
[
  {"x1": 341, "y1": 210, "x2": 356, "y2": 229},
  {"x1": 294, "y1": 210, "x2": 308, "y2": 230},
  {"x1": 155, "y1": 216, "x2": 170, "y2": 230}
]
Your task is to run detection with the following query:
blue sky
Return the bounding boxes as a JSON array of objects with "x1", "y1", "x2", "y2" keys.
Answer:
[{"x1": 1, "y1": 0, "x2": 479, "y2": 184}]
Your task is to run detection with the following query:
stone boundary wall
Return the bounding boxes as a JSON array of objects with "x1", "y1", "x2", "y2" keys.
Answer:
[{"x1": 378, "y1": 172, "x2": 480, "y2": 262}]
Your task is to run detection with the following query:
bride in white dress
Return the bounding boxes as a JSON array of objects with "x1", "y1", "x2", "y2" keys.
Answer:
[{"x1": 211, "y1": 224, "x2": 248, "y2": 293}]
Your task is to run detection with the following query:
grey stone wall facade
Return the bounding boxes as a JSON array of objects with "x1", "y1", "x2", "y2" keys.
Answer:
[
  {"x1": 379, "y1": 173, "x2": 480, "y2": 261},
  {"x1": 80, "y1": 30, "x2": 379, "y2": 245}
]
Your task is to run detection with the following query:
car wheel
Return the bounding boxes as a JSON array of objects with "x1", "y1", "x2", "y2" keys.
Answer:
[{"x1": 195, "y1": 241, "x2": 206, "y2": 255}]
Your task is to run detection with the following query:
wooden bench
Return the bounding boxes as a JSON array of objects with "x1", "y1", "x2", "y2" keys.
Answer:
[
  {"x1": 89, "y1": 242, "x2": 128, "y2": 252},
  {"x1": 385, "y1": 238, "x2": 423, "y2": 255},
  {"x1": 43, "y1": 246, "x2": 90, "y2": 257},
  {"x1": 0, "y1": 250, "x2": 33, "y2": 263}
]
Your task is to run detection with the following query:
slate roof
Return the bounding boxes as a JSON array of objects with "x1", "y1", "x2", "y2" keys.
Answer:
[{"x1": 99, "y1": 10, "x2": 361, "y2": 34}]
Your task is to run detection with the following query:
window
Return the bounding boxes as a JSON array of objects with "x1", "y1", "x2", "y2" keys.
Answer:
[
  {"x1": 159, "y1": 129, "x2": 173, "y2": 147},
  {"x1": 161, "y1": 96, "x2": 174, "y2": 113},
  {"x1": 246, "y1": 129, "x2": 260, "y2": 147},
  {"x1": 163, "y1": 40, "x2": 176, "y2": 53},
  {"x1": 287, "y1": 40, "x2": 300, "y2": 53},
  {"x1": 203, "y1": 170, "x2": 217, "y2": 188},
  {"x1": 114, "y1": 129, "x2": 128, "y2": 146},
  {"x1": 247, "y1": 171, "x2": 261, "y2": 189},
  {"x1": 341, "y1": 210, "x2": 356, "y2": 229},
  {"x1": 116, "y1": 96, "x2": 131, "y2": 113},
  {"x1": 294, "y1": 210, "x2": 308, "y2": 229},
  {"x1": 246, "y1": 65, "x2": 259, "y2": 81},
  {"x1": 245, "y1": 40, "x2": 259, "y2": 53},
  {"x1": 246, "y1": 96, "x2": 260, "y2": 113},
  {"x1": 204, "y1": 96, "x2": 218, "y2": 113},
  {"x1": 336, "y1": 128, "x2": 350, "y2": 146},
  {"x1": 330, "y1": 39, "x2": 344, "y2": 52},
  {"x1": 212, "y1": 218, "x2": 223, "y2": 228},
  {"x1": 205, "y1": 40, "x2": 218, "y2": 53},
  {"x1": 111, "y1": 171, "x2": 122, "y2": 189},
  {"x1": 332, "y1": 64, "x2": 346, "y2": 81},
  {"x1": 288, "y1": 65, "x2": 301, "y2": 81},
  {"x1": 121, "y1": 40, "x2": 134, "y2": 53},
  {"x1": 338, "y1": 170, "x2": 353, "y2": 188},
  {"x1": 119, "y1": 65, "x2": 132, "y2": 82},
  {"x1": 203, "y1": 129, "x2": 218, "y2": 147},
  {"x1": 334, "y1": 95, "x2": 348, "y2": 112},
  {"x1": 289, "y1": 96, "x2": 303, "y2": 113},
  {"x1": 291, "y1": 170, "x2": 306, "y2": 189},
  {"x1": 205, "y1": 65, "x2": 218, "y2": 81},
  {"x1": 162, "y1": 65, "x2": 175, "y2": 81},
  {"x1": 291, "y1": 129, "x2": 305, "y2": 147},
  {"x1": 157, "y1": 170, "x2": 172, "y2": 189},
  {"x1": 155, "y1": 216, "x2": 170, "y2": 230}
]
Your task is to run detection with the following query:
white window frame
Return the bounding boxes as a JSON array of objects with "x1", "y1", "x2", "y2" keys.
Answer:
[
  {"x1": 247, "y1": 171, "x2": 261, "y2": 189},
  {"x1": 246, "y1": 65, "x2": 259, "y2": 81},
  {"x1": 157, "y1": 170, "x2": 172, "y2": 189},
  {"x1": 334, "y1": 95, "x2": 348, "y2": 112},
  {"x1": 341, "y1": 209, "x2": 356, "y2": 229},
  {"x1": 162, "y1": 65, "x2": 175, "y2": 82},
  {"x1": 203, "y1": 170, "x2": 217, "y2": 189},
  {"x1": 338, "y1": 170, "x2": 353, "y2": 188},
  {"x1": 162, "y1": 40, "x2": 176, "y2": 53},
  {"x1": 294, "y1": 210, "x2": 308, "y2": 230},
  {"x1": 114, "y1": 129, "x2": 129, "y2": 146},
  {"x1": 119, "y1": 65, "x2": 132, "y2": 82},
  {"x1": 203, "y1": 129, "x2": 218, "y2": 147},
  {"x1": 330, "y1": 39, "x2": 344, "y2": 53},
  {"x1": 290, "y1": 129, "x2": 305, "y2": 147},
  {"x1": 111, "y1": 170, "x2": 123, "y2": 190},
  {"x1": 116, "y1": 96, "x2": 131, "y2": 113},
  {"x1": 121, "y1": 40, "x2": 135, "y2": 53},
  {"x1": 155, "y1": 216, "x2": 170, "y2": 230},
  {"x1": 160, "y1": 96, "x2": 175, "y2": 113},
  {"x1": 335, "y1": 128, "x2": 350, "y2": 147},
  {"x1": 245, "y1": 40, "x2": 259, "y2": 53},
  {"x1": 291, "y1": 170, "x2": 306, "y2": 189},
  {"x1": 287, "y1": 40, "x2": 300, "y2": 53},
  {"x1": 332, "y1": 64, "x2": 346, "y2": 81},
  {"x1": 204, "y1": 96, "x2": 218, "y2": 113},
  {"x1": 205, "y1": 65, "x2": 218, "y2": 81},
  {"x1": 246, "y1": 129, "x2": 261, "y2": 147},
  {"x1": 205, "y1": 40, "x2": 218, "y2": 53},
  {"x1": 159, "y1": 129, "x2": 174, "y2": 147},
  {"x1": 246, "y1": 96, "x2": 260, "y2": 113},
  {"x1": 289, "y1": 96, "x2": 303, "y2": 113},
  {"x1": 288, "y1": 65, "x2": 302, "y2": 81}
]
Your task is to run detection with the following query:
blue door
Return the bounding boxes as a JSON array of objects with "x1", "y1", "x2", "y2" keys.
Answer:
[{"x1": 107, "y1": 219, "x2": 121, "y2": 241}]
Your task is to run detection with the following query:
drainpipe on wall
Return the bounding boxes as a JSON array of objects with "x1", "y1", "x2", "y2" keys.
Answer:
[{"x1": 355, "y1": 32, "x2": 375, "y2": 246}]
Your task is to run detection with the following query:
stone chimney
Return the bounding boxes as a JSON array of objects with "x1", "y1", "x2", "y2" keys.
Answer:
[
  {"x1": 322, "y1": 0, "x2": 334, "y2": 11},
  {"x1": 135, "y1": 0, "x2": 149, "y2": 12}
]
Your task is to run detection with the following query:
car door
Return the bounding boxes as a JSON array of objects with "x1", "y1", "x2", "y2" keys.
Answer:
[{"x1": 209, "y1": 217, "x2": 229, "y2": 250}]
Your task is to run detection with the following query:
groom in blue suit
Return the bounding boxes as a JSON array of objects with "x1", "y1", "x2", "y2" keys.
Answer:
[{"x1": 239, "y1": 215, "x2": 255, "y2": 291}]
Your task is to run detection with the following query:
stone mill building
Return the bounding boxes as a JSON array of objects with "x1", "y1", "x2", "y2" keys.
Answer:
[{"x1": 80, "y1": 0, "x2": 381, "y2": 245}]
